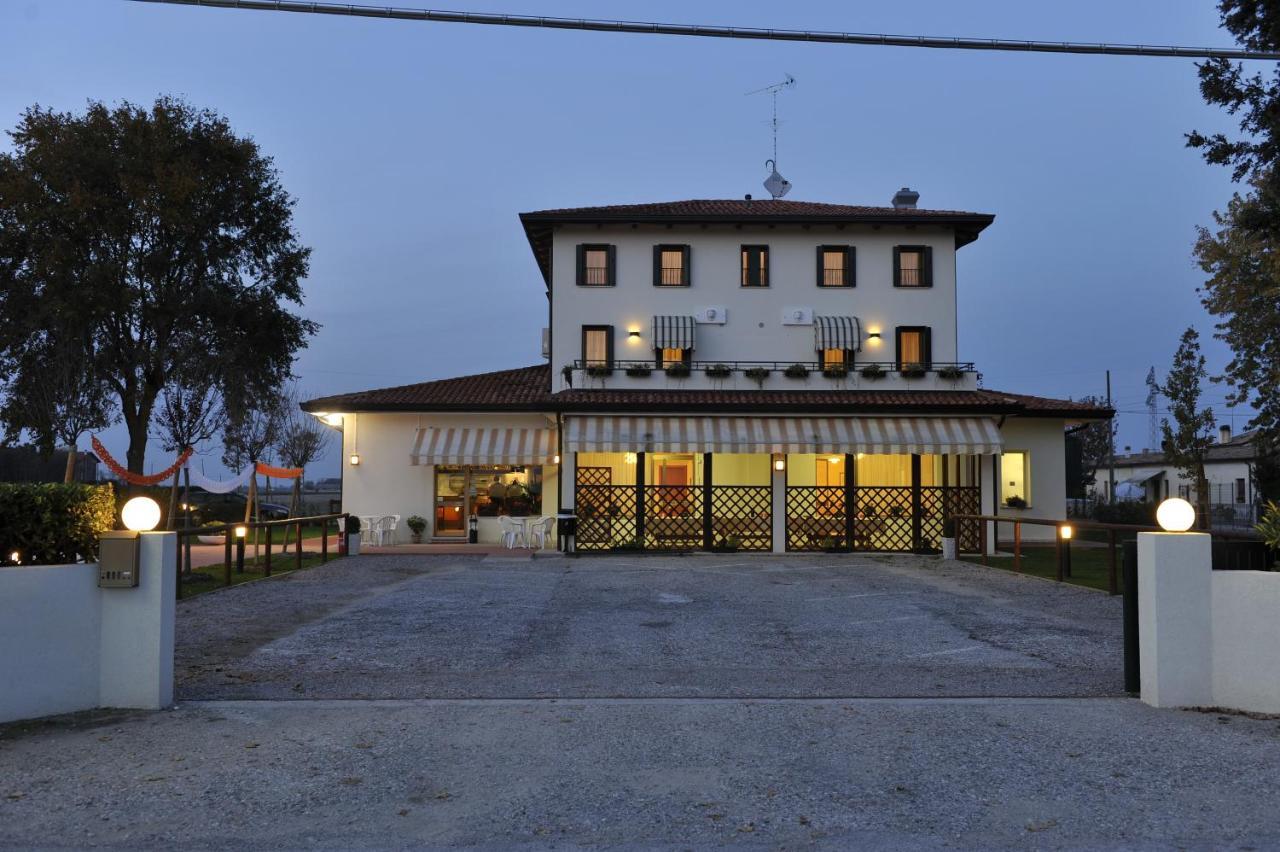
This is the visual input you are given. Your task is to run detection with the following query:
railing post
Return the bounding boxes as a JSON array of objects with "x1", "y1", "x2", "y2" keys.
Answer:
[
  {"x1": 980, "y1": 518, "x2": 988, "y2": 564},
  {"x1": 702, "y1": 453, "x2": 713, "y2": 551},
  {"x1": 295, "y1": 520, "x2": 303, "y2": 572},
  {"x1": 1013, "y1": 522, "x2": 1022, "y2": 572},
  {"x1": 264, "y1": 525, "x2": 272, "y2": 577},
  {"x1": 321, "y1": 519, "x2": 329, "y2": 563},
  {"x1": 236, "y1": 531, "x2": 245, "y2": 574},
  {"x1": 224, "y1": 528, "x2": 232, "y2": 587},
  {"x1": 1055, "y1": 534, "x2": 1065, "y2": 582},
  {"x1": 1107, "y1": 529, "x2": 1119, "y2": 595}
]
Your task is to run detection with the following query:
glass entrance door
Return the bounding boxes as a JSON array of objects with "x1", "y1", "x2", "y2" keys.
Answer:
[{"x1": 434, "y1": 469, "x2": 467, "y2": 538}]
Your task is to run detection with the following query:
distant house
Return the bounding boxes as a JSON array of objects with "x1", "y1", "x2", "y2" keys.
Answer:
[
  {"x1": 1095, "y1": 426, "x2": 1261, "y2": 517},
  {"x1": 0, "y1": 447, "x2": 100, "y2": 484}
]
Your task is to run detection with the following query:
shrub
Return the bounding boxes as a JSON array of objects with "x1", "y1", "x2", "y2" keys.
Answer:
[
  {"x1": 1256, "y1": 500, "x2": 1280, "y2": 549},
  {"x1": 900, "y1": 363, "x2": 927, "y2": 378},
  {"x1": 860, "y1": 364, "x2": 886, "y2": 380},
  {"x1": 406, "y1": 515, "x2": 428, "y2": 535},
  {"x1": 665, "y1": 362, "x2": 691, "y2": 378},
  {"x1": 705, "y1": 364, "x2": 732, "y2": 379},
  {"x1": 744, "y1": 367, "x2": 770, "y2": 386},
  {"x1": 937, "y1": 365, "x2": 965, "y2": 381},
  {"x1": 1004, "y1": 495, "x2": 1028, "y2": 509},
  {"x1": 0, "y1": 483, "x2": 116, "y2": 565},
  {"x1": 344, "y1": 514, "x2": 362, "y2": 534},
  {"x1": 784, "y1": 364, "x2": 810, "y2": 379},
  {"x1": 625, "y1": 366, "x2": 653, "y2": 377}
]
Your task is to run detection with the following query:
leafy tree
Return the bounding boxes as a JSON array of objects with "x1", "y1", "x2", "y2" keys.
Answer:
[
  {"x1": 1068, "y1": 394, "x2": 1114, "y2": 496},
  {"x1": 1159, "y1": 328, "x2": 1216, "y2": 527},
  {"x1": 0, "y1": 96, "x2": 315, "y2": 475},
  {"x1": 222, "y1": 393, "x2": 286, "y2": 526},
  {"x1": 0, "y1": 339, "x2": 114, "y2": 482}
]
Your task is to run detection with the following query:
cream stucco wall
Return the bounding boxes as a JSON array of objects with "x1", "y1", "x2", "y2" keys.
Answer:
[
  {"x1": 340, "y1": 411, "x2": 560, "y2": 545},
  {"x1": 995, "y1": 418, "x2": 1068, "y2": 543},
  {"x1": 549, "y1": 224, "x2": 974, "y2": 393}
]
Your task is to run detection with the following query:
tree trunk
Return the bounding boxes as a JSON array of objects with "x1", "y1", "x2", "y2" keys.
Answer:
[
  {"x1": 63, "y1": 442, "x2": 77, "y2": 483},
  {"x1": 1198, "y1": 463, "x2": 1212, "y2": 531},
  {"x1": 182, "y1": 467, "x2": 193, "y2": 574},
  {"x1": 123, "y1": 409, "x2": 151, "y2": 475},
  {"x1": 167, "y1": 474, "x2": 181, "y2": 530}
]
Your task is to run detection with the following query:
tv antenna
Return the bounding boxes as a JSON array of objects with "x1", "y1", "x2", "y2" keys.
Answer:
[{"x1": 747, "y1": 74, "x2": 796, "y2": 198}]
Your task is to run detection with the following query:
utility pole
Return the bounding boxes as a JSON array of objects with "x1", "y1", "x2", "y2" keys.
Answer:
[{"x1": 1107, "y1": 370, "x2": 1116, "y2": 505}]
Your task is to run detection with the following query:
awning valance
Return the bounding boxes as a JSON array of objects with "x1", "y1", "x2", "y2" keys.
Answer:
[
  {"x1": 652, "y1": 315, "x2": 696, "y2": 350},
  {"x1": 411, "y1": 427, "x2": 556, "y2": 466},
  {"x1": 814, "y1": 315, "x2": 861, "y2": 352},
  {"x1": 564, "y1": 416, "x2": 1002, "y2": 455}
]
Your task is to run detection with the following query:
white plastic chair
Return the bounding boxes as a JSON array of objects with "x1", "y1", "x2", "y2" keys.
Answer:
[
  {"x1": 498, "y1": 516, "x2": 526, "y2": 549},
  {"x1": 375, "y1": 514, "x2": 398, "y2": 546},
  {"x1": 360, "y1": 516, "x2": 377, "y2": 545},
  {"x1": 527, "y1": 516, "x2": 555, "y2": 550}
]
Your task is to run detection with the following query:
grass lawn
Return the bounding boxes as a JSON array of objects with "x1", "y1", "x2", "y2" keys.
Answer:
[
  {"x1": 962, "y1": 543, "x2": 1122, "y2": 594},
  {"x1": 178, "y1": 551, "x2": 340, "y2": 600}
]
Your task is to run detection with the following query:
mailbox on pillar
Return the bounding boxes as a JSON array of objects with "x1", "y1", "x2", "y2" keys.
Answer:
[{"x1": 98, "y1": 531, "x2": 141, "y2": 588}]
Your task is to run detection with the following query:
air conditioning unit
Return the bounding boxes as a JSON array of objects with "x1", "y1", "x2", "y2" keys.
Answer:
[
  {"x1": 781, "y1": 306, "x2": 813, "y2": 325},
  {"x1": 541, "y1": 328, "x2": 550, "y2": 359}
]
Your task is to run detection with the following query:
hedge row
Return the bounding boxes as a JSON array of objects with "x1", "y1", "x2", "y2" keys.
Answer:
[{"x1": 0, "y1": 483, "x2": 117, "y2": 566}]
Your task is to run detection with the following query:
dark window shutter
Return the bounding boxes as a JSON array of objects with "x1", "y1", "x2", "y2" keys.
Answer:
[
  {"x1": 652, "y1": 245, "x2": 662, "y2": 286},
  {"x1": 815, "y1": 246, "x2": 825, "y2": 287},
  {"x1": 921, "y1": 247, "x2": 933, "y2": 287},
  {"x1": 845, "y1": 246, "x2": 856, "y2": 287},
  {"x1": 606, "y1": 245, "x2": 616, "y2": 286},
  {"x1": 576, "y1": 244, "x2": 586, "y2": 286},
  {"x1": 923, "y1": 328, "x2": 933, "y2": 367},
  {"x1": 681, "y1": 245, "x2": 691, "y2": 286},
  {"x1": 892, "y1": 246, "x2": 902, "y2": 287},
  {"x1": 606, "y1": 324, "x2": 615, "y2": 365},
  {"x1": 760, "y1": 247, "x2": 769, "y2": 286}
]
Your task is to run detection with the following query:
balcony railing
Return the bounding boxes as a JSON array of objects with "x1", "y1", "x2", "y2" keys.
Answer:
[
  {"x1": 820, "y1": 267, "x2": 846, "y2": 286},
  {"x1": 571, "y1": 359, "x2": 976, "y2": 378},
  {"x1": 582, "y1": 266, "x2": 610, "y2": 285},
  {"x1": 898, "y1": 267, "x2": 922, "y2": 286},
  {"x1": 657, "y1": 267, "x2": 686, "y2": 286}
]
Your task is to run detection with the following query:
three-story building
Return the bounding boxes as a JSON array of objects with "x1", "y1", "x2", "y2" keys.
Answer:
[{"x1": 305, "y1": 193, "x2": 1111, "y2": 553}]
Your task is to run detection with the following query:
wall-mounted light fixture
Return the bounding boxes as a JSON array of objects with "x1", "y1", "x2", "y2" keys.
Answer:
[
  {"x1": 628, "y1": 329, "x2": 641, "y2": 342},
  {"x1": 349, "y1": 453, "x2": 361, "y2": 466},
  {"x1": 866, "y1": 330, "x2": 882, "y2": 343},
  {"x1": 553, "y1": 454, "x2": 561, "y2": 464},
  {"x1": 773, "y1": 454, "x2": 786, "y2": 472},
  {"x1": 623, "y1": 452, "x2": 637, "y2": 464}
]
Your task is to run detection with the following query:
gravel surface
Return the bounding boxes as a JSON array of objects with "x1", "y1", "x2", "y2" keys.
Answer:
[
  {"x1": 177, "y1": 553, "x2": 1123, "y2": 700},
  {"x1": 3, "y1": 697, "x2": 1279, "y2": 849}
]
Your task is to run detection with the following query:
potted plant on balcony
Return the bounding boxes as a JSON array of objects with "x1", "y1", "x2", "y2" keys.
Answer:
[
  {"x1": 784, "y1": 363, "x2": 810, "y2": 380},
  {"x1": 705, "y1": 363, "x2": 732, "y2": 379},
  {"x1": 901, "y1": 362, "x2": 927, "y2": 379},
  {"x1": 626, "y1": 365, "x2": 653, "y2": 378},
  {"x1": 407, "y1": 515, "x2": 428, "y2": 544},
  {"x1": 560, "y1": 364, "x2": 574, "y2": 387},
  {"x1": 344, "y1": 514, "x2": 362, "y2": 556},
  {"x1": 665, "y1": 362, "x2": 691, "y2": 379},
  {"x1": 586, "y1": 364, "x2": 613, "y2": 379},
  {"x1": 860, "y1": 364, "x2": 886, "y2": 380},
  {"x1": 744, "y1": 366, "x2": 770, "y2": 387},
  {"x1": 1004, "y1": 495, "x2": 1027, "y2": 510},
  {"x1": 937, "y1": 365, "x2": 965, "y2": 381},
  {"x1": 822, "y1": 364, "x2": 849, "y2": 379},
  {"x1": 940, "y1": 517, "x2": 957, "y2": 560}
]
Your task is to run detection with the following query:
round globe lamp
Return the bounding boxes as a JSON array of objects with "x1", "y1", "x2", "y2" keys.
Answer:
[
  {"x1": 1157, "y1": 497, "x2": 1196, "y2": 532},
  {"x1": 121, "y1": 496, "x2": 162, "y2": 532}
]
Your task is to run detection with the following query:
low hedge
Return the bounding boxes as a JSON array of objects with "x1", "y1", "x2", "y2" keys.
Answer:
[
  {"x1": 1093, "y1": 500, "x2": 1157, "y2": 527},
  {"x1": 1, "y1": 483, "x2": 117, "y2": 565}
]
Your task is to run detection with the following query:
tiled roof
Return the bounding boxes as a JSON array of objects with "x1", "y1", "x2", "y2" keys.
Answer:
[
  {"x1": 301, "y1": 364, "x2": 1112, "y2": 419},
  {"x1": 519, "y1": 198, "x2": 996, "y2": 286}
]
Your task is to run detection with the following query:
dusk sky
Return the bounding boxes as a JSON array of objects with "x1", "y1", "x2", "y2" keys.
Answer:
[{"x1": 1, "y1": 0, "x2": 1255, "y2": 478}]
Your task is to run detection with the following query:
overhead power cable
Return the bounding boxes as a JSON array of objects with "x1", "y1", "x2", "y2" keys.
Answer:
[{"x1": 125, "y1": 0, "x2": 1280, "y2": 61}]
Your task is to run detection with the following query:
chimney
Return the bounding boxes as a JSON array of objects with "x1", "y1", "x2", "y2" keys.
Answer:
[
  {"x1": 892, "y1": 187, "x2": 920, "y2": 209},
  {"x1": 1220, "y1": 425, "x2": 1232, "y2": 444}
]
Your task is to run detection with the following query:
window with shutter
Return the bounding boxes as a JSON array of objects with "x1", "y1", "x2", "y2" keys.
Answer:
[
  {"x1": 894, "y1": 327, "x2": 932, "y2": 370},
  {"x1": 817, "y1": 246, "x2": 854, "y2": 287},
  {"x1": 654, "y1": 245, "x2": 690, "y2": 286},
  {"x1": 577, "y1": 244, "x2": 615, "y2": 286},
  {"x1": 740, "y1": 245, "x2": 769, "y2": 287},
  {"x1": 581, "y1": 325, "x2": 614, "y2": 367},
  {"x1": 894, "y1": 246, "x2": 933, "y2": 288}
]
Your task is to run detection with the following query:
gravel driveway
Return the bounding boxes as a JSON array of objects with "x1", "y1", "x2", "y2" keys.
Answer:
[{"x1": 175, "y1": 552, "x2": 1123, "y2": 700}]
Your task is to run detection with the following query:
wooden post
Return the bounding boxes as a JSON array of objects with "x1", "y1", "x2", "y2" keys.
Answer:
[
  {"x1": 321, "y1": 520, "x2": 329, "y2": 563},
  {"x1": 843, "y1": 453, "x2": 855, "y2": 552},
  {"x1": 703, "y1": 453, "x2": 714, "y2": 550},
  {"x1": 295, "y1": 519, "x2": 303, "y2": 572},
  {"x1": 224, "y1": 528, "x2": 233, "y2": 587},
  {"x1": 264, "y1": 525, "x2": 272, "y2": 577},
  {"x1": 1055, "y1": 534, "x2": 1065, "y2": 582},
  {"x1": 980, "y1": 518, "x2": 988, "y2": 565},
  {"x1": 635, "y1": 452, "x2": 646, "y2": 551},
  {"x1": 1013, "y1": 522, "x2": 1022, "y2": 572},
  {"x1": 910, "y1": 454, "x2": 922, "y2": 553},
  {"x1": 1107, "y1": 529, "x2": 1119, "y2": 595}
]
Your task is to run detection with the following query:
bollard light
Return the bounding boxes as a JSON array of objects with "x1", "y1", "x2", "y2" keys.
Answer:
[
  {"x1": 234, "y1": 525, "x2": 247, "y2": 539},
  {"x1": 9, "y1": 550, "x2": 19, "y2": 564},
  {"x1": 1156, "y1": 497, "x2": 1196, "y2": 532},
  {"x1": 1059, "y1": 524, "x2": 1073, "y2": 540},
  {"x1": 121, "y1": 497, "x2": 161, "y2": 532}
]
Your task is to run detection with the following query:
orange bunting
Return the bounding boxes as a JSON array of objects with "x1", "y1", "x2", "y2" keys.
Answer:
[
  {"x1": 92, "y1": 437, "x2": 192, "y2": 486},
  {"x1": 256, "y1": 462, "x2": 304, "y2": 479}
]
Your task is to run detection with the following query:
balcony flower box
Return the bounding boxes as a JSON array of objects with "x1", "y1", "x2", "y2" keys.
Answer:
[
  {"x1": 744, "y1": 367, "x2": 771, "y2": 386},
  {"x1": 860, "y1": 364, "x2": 886, "y2": 380},
  {"x1": 586, "y1": 365, "x2": 614, "y2": 378},
  {"x1": 626, "y1": 366, "x2": 653, "y2": 378},
  {"x1": 705, "y1": 364, "x2": 733, "y2": 379},
  {"x1": 900, "y1": 363, "x2": 927, "y2": 379},
  {"x1": 822, "y1": 365, "x2": 849, "y2": 379},
  {"x1": 665, "y1": 362, "x2": 691, "y2": 379},
  {"x1": 937, "y1": 365, "x2": 965, "y2": 381},
  {"x1": 784, "y1": 364, "x2": 810, "y2": 380}
]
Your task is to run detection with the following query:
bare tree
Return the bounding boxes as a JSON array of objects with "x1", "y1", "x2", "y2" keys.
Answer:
[
  {"x1": 222, "y1": 394, "x2": 286, "y2": 558},
  {"x1": 155, "y1": 375, "x2": 222, "y2": 531},
  {"x1": 275, "y1": 389, "x2": 331, "y2": 552}
]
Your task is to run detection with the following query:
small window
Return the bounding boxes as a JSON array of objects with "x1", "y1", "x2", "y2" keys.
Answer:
[
  {"x1": 894, "y1": 245, "x2": 933, "y2": 288},
  {"x1": 895, "y1": 327, "x2": 932, "y2": 370},
  {"x1": 821, "y1": 348, "x2": 852, "y2": 368},
  {"x1": 656, "y1": 347, "x2": 690, "y2": 368},
  {"x1": 1001, "y1": 451, "x2": 1030, "y2": 508},
  {"x1": 1236, "y1": 478, "x2": 1247, "y2": 503},
  {"x1": 1179, "y1": 484, "x2": 1192, "y2": 500},
  {"x1": 576, "y1": 244, "x2": 615, "y2": 286},
  {"x1": 653, "y1": 245, "x2": 690, "y2": 286},
  {"x1": 741, "y1": 245, "x2": 769, "y2": 287},
  {"x1": 817, "y1": 246, "x2": 854, "y2": 287},
  {"x1": 581, "y1": 325, "x2": 613, "y2": 367}
]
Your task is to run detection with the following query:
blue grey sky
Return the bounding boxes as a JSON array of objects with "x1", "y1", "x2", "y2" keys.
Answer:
[{"x1": 0, "y1": 0, "x2": 1254, "y2": 477}]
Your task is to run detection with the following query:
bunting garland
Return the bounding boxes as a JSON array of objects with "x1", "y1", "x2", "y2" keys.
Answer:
[
  {"x1": 256, "y1": 462, "x2": 304, "y2": 479},
  {"x1": 92, "y1": 437, "x2": 192, "y2": 486}
]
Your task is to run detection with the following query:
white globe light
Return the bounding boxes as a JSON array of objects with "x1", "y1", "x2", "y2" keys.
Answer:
[
  {"x1": 1156, "y1": 497, "x2": 1196, "y2": 532},
  {"x1": 121, "y1": 496, "x2": 161, "y2": 532}
]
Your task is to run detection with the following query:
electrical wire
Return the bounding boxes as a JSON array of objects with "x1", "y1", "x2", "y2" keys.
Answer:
[{"x1": 124, "y1": 0, "x2": 1280, "y2": 61}]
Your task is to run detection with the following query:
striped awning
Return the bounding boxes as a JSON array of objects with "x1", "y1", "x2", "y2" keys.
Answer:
[
  {"x1": 652, "y1": 315, "x2": 696, "y2": 350},
  {"x1": 411, "y1": 427, "x2": 557, "y2": 466},
  {"x1": 814, "y1": 316, "x2": 861, "y2": 352},
  {"x1": 564, "y1": 416, "x2": 1002, "y2": 455}
]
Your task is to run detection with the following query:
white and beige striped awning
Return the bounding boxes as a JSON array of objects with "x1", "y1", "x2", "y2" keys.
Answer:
[
  {"x1": 564, "y1": 416, "x2": 1002, "y2": 455},
  {"x1": 652, "y1": 315, "x2": 696, "y2": 350},
  {"x1": 411, "y1": 427, "x2": 557, "y2": 466},
  {"x1": 814, "y1": 316, "x2": 862, "y2": 352}
]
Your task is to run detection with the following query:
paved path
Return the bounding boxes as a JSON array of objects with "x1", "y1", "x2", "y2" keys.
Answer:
[{"x1": 176, "y1": 553, "x2": 1123, "y2": 700}]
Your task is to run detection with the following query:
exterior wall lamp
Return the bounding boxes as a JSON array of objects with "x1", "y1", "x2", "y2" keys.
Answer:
[
  {"x1": 628, "y1": 329, "x2": 641, "y2": 341},
  {"x1": 866, "y1": 331, "x2": 882, "y2": 343},
  {"x1": 349, "y1": 453, "x2": 361, "y2": 466},
  {"x1": 773, "y1": 454, "x2": 786, "y2": 472}
]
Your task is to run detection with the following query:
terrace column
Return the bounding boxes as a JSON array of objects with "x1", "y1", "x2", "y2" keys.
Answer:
[{"x1": 771, "y1": 460, "x2": 786, "y2": 554}]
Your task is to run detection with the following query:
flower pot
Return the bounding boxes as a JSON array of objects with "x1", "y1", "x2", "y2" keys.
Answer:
[
  {"x1": 411, "y1": 533, "x2": 422, "y2": 544},
  {"x1": 346, "y1": 533, "x2": 362, "y2": 556},
  {"x1": 940, "y1": 537, "x2": 957, "y2": 560}
]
